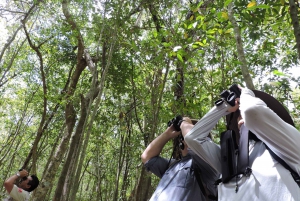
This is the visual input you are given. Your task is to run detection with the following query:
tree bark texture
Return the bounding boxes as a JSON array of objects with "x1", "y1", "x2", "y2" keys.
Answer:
[
  {"x1": 228, "y1": 3, "x2": 255, "y2": 90},
  {"x1": 289, "y1": 0, "x2": 300, "y2": 59}
]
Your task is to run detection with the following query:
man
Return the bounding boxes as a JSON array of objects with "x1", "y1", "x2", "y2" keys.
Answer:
[
  {"x1": 141, "y1": 119, "x2": 219, "y2": 201},
  {"x1": 180, "y1": 86, "x2": 300, "y2": 200},
  {"x1": 4, "y1": 169, "x2": 39, "y2": 201}
]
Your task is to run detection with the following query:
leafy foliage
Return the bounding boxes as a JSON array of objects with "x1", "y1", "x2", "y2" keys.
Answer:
[{"x1": 0, "y1": 0, "x2": 299, "y2": 200}]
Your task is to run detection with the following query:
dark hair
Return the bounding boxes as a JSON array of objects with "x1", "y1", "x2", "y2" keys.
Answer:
[{"x1": 27, "y1": 175, "x2": 39, "y2": 192}]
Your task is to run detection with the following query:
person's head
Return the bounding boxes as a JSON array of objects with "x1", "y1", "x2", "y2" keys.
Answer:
[
  {"x1": 172, "y1": 117, "x2": 212, "y2": 158},
  {"x1": 19, "y1": 175, "x2": 39, "y2": 192},
  {"x1": 226, "y1": 89, "x2": 295, "y2": 141}
]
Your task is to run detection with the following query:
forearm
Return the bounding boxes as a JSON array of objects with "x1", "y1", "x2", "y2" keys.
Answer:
[
  {"x1": 4, "y1": 174, "x2": 18, "y2": 193},
  {"x1": 182, "y1": 103, "x2": 230, "y2": 173},
  {"x1": 141, "y1": 131, "x2": 172, "y2": 164},
  {"x1": 184, "y1": 103, "x2": 230, "y2": 139}
]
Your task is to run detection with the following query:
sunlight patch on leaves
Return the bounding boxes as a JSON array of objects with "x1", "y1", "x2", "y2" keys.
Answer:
[
  {"x1": 272, "y1": 70, "x2": 290, "y2": 77},
  {"x1": 247, "y1": 1, "x2": 256, "y2": 8},
  {"x1": 222, "y1": 12, "x2": 229, "y2": 20}
]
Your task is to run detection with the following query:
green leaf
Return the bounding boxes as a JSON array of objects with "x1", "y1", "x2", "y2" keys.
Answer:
[
  {"x1": 196, "y1": 15, "x2": 204, "y2": 21},
  {"x1": 256, "y1": 5, "x2": 270, "y2": 9},
  {"x1": 162, "y1": 42, "x2": 171, "y2": 48},
  {"x1": 224, "y1": 0, "x2": 233, "y2": 7},
  {"x1": 197, "y1": 50, "x2": 205, "y2": 54},
  {"x1": 197, "y1": 1, "x2": 204, "y2": 8},
  {"x1": 131, "y1": 42, "x2": 138, "y2": 51},
  {"x1": 207, "y1": 35, "x2": 215, "y2": 40},
  {"x1": 194, "y1": 41, "x2": 205, "y2": 46},
  {"x1": 188, "y1": 24, "x2": 193, "y2": 29},
  {"x1": 272, "y1": 70, "x2": 289, "y2": 77},
  {"x1": 207, "y1": 29, "x2": 216, "y2": 34},
  {"x1": 177, "y1": 53, "x2": 183, "y2": 62}
]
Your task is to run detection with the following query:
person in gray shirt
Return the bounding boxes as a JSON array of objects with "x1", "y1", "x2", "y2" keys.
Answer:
[{"x1": 141, "y1": 118, "x2": 219, "y2": 201}]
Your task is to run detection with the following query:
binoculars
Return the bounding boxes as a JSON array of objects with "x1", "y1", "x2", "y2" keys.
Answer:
[
  {"x1": 167, "y1": 115, "x2": 183, "y2": 131},
  {"x1": 215, "y1": 84, "x2": 241, "y2": 107}
]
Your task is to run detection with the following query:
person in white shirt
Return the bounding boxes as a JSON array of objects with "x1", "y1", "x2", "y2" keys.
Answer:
[
  {"x1": 4, "y1": 169, "x2": 39, "y2": 201},
  {"x1": 180, "y1": 86, "x2": 300, "y2": 201}
]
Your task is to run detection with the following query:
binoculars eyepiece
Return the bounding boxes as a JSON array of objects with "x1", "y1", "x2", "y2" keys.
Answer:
[
  {"x1": 216, "y1": 84, "x2": 241, "y2": 107},
  {"x1": 167, "y1": 115, "x2": 183, "y2": 131}
]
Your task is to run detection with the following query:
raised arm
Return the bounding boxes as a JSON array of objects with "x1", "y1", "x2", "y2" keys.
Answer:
[
  {"x1": 141, "y1": 125, "x2": 180, "y2": 164},
  {"x1": 240, "y1": 88, "x2": 300, "y2": 174},
  {"x1": 4, "y1": 169, "x2": 28, "y2": 193},
  {"x1": 181, "y1": 102, "x2": 233, "y2": 173}
]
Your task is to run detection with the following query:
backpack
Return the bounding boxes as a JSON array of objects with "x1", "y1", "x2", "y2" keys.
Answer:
[
  {"x1": 192, "y1": 160, "x2": 218, "y2": 200},
  {"x1": 216, "y1": 85, "x2": 300, "y2": 188},
  {"x1": 217, "y1": 127, "x2": 300, "y2": 188}
]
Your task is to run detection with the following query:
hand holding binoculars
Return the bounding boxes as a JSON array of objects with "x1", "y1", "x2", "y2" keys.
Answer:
[
  {"x1": 215, "y1": 84, "x2": 241, "y2": 107},
  {"x1": 167, "y1": 115, "x2": 183, "y2": 131}
]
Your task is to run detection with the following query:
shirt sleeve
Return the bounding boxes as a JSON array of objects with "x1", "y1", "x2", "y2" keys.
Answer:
[
  {"x1": 144, "y1": 156, "x2": 171, "y2": 178},
  {"x1": 190, "y1": 148, "x2": 220, "y2": 195},
  {"x1": 240, "y1": 88, "x2": 300, "y2": 174},
  {"x1": 184, "y1": 102, "x2": 231, "y2": 173},
  {"x1": 9, "y1": 185, "x2": 29, "y2": 201}
]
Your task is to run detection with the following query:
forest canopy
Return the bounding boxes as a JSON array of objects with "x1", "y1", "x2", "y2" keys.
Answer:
[{"x1": 0, "y1": 0, "x2": 299, "y2": 200}]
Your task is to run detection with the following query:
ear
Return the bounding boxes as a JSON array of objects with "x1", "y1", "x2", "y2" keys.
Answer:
[{"x1": 25, "y1": 183, "x2": 31, "y2": 190}]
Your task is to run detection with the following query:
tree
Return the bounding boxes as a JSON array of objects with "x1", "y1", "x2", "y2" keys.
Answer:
[{"x1": 0, "y1": 0, "x2": 299, "y2": 200}]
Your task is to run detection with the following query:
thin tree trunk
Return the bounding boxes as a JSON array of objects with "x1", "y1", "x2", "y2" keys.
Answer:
[
  {"x1": 112, "y1": 131, "x2": 125, "y2": 201},
  {"x1": 22, "y1": 22, "x2": 48, "y2": 174},
  {"x1": 228, "y1": 3, "x2": 255, "y2": 89},
  {"x1": 32, "y1": 51, "x2": 86, "y2": 200},
  {"x1": 53, "y1": 95, "x2": 89, "y2": 201},
  {"x1": 289, "y1": 0, "x2": 300, "y2": 59},
  {"x1": 120, "y1": 116, "x2": 132, "y2": 201},
  {"x1": 67, "y1": 2, "x2": 118, "y2": 194},
  {"x1": 49, "y1": 1, "x2": 89, "y2": 200},
  {"x1": 134, "y1": 166, "x2": 152, "y2": 201},
  {"x1": 0, "y1": 1, "x2": 40, "y2": 87},
  {"x1": 32, "y1": 126, "x2": 73, "y2": 201}
]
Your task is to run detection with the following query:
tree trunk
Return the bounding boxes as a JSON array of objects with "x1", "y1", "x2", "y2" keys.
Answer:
[
  {"x1": 53, "y1": 95, "x2": 88, "y2": 201},
  {"x1": 32, "y1": 55, "x2": 86, "y2": 201},
  {"x1": 228, "y1": 3, "x2": 255, "y2": 89},
  {"x1": 134, "y1": 166, "x2": 152, "y2": 201},
  {"x1": 289, "y1": 0, "x2": 300, "y2": 59}
]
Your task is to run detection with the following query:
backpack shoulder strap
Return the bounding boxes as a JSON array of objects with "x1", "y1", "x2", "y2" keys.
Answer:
[{"x1": 265, "y1": 144, "x2": 300, "y2": 187}]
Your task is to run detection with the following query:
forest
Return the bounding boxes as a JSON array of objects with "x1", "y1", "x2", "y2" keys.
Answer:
[{"x1": 0, "y1": 0, "x2": 299, "y2": 200}]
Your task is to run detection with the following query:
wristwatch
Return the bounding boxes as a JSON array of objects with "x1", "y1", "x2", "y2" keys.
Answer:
[{"x1": 16, "y1": 172, "x2": 20, "y2": 177}]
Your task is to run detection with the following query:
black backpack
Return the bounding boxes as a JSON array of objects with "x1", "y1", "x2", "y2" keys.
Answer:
[{"x1": 218, "y1": 128, "x2": 300, "y2": 189}]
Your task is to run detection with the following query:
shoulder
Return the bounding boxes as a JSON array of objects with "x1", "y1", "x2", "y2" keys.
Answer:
[
  {"x1": 144, "y1": 156, "x2": 170, "y2": 178},
  {"x1": 9, "y1": 185, "x2": 30, "y2": 201}
]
